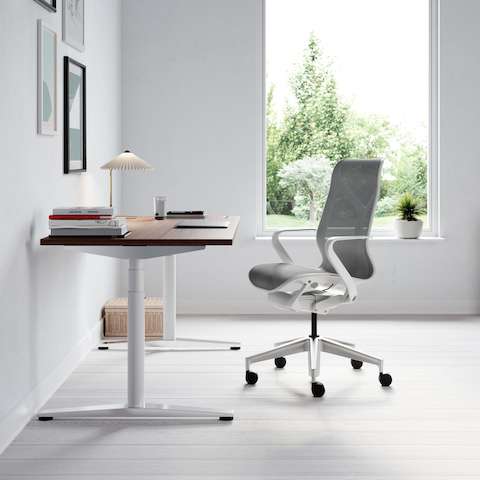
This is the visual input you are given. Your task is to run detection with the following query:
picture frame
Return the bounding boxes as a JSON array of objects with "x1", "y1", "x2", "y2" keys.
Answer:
[
  {"x1": 34, "y1": 0, "x2": 56, "y2": 12},
  {"x1": 64, "y1": 57, "x2": 86, "y2": 174},
  {"x1": 37, "y1": 20, "x2": 57, "y2": 136},
  {"x1": 63, "y1": 0, "x2": 85, "y2": 52}
]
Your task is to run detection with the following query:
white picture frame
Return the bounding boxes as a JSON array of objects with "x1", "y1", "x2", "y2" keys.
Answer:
[
  {"x1": 37, "y1": 20, "x2": 57, "y2": 136},
  {"x1": 63, "y1": 0, "x2": 85, "y2": 52}
]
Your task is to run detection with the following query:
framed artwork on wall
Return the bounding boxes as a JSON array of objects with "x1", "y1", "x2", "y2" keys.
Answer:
[
  {"x1": 64, "y1": 57, "x2": 86, "y2": 174},
  {"x1": 34, "y1": 0, "x2": 56, "y2": 12},
  {"x1": 37, "y1": 20, "x2": 57, "y2": 136},
  {"x1": 63, "y1": 0, "x2": 85, "y2": 52}
]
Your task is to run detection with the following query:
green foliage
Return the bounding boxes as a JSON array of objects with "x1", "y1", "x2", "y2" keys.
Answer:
[
  {"x1": 267, "y1": 34, "x2": 351, "y2": 214},
  {"x1": 266, "y1": 86, "x2": 290, "y2": 214},
  {"x1": 278, "y1": 156, "x2": 332, "y2": 222},
  {"x1": 345, "y1": 113, "x2": 395, "y2": 159},
  {"x1": 376, "y1": 196, "x2": 398, "y2": 217},
  {"x1": 266, "y1": 34, "x2": 428, "y2": 225},
  {"x1": 389, "y1": 136, "x2": 427, "y2": 200},
  {"x1": 396, "y1": 193, "x2": 424, "y2": 221},
  {"x1": 277, "y1": 34, "x2": 351, "y2": 166},
  {"x1": 375, "y1": 133, "x2": 427, "y2": 217}
]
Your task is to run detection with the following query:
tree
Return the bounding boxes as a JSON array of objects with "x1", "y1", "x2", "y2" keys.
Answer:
[
  {"x1": 277, "y1": 33, "x2": 352, "y2": 166},
  {"x1": 390, "y1": 137, "x2": 427, "y2": 202},
  {"x1": 278, "y1": 156, "x2": 332, "y2": 223},
  {"x1": 374, "y1": 128, "x2": 427, "y2": 217},
  {"x1": 346, "y1": 113, "x2": 394, "y2": 160},
  {"x1": 266, "y1": 86, "x2": 291, "y2": 214},
  {"x1": 267, "y1": 34, "x2": 352, "y2": 217}
]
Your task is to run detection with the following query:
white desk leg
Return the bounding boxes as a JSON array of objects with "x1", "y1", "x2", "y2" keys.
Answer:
[
  {"x1": 37, "y1": 255, "x2": 233, "y2": 421},
  {"x1": 128, "y1": 258, "x2": 145, "y2": 408},
  {"x1": 163, "y1": 255, "x2": 176, "y2": 341},
  {"x1": 142, "y1": 254, "x2": 240, "y2": 352},
  {"x1": 97, "y1": 251, "x2": 240, "y2": 352}
]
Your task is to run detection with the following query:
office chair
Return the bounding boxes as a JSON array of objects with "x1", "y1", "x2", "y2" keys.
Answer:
[{"x1": 245, "y1": 159, "x2": 392, "y2": 397}]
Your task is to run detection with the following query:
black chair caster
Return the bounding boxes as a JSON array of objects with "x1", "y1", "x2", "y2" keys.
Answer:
[
  {"x1": 274, "y1": 357, "x2": 286, "y2": 368},
  {"x1": 245, "y1": 370, "x2": 258, "y2": 385},
  {"x1": 311, "y1": 382, "x2": 325, "y2": 398},
  {"x1": 351, "y1": 359, "x2": 363, "y2": 369},
  {"x1": 379, "y1": 372, "x2": 392, "y2": 387}
]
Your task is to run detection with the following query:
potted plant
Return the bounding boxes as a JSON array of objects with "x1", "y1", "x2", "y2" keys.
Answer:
[{"x1": 394, "y1": 193, "x2": 424, "y2": 239}]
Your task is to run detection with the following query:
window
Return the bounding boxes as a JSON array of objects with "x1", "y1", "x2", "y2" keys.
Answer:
[{"x1": 263, "y1": 0, "x2": 438, "y2": 234}]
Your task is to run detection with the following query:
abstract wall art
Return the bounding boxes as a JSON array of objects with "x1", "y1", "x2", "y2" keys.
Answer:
[
  {"x1": 64, "y1": 56, "x2": 86, "y2": 173},
  {"x1": 37, "y1": 20, "x2": 57, "y2": 135},
  {"x1": 63, "y1": 0, "x2": 84, "y2": 51}
]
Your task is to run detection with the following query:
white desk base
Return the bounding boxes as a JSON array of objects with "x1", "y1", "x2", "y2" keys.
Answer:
[
  {"x1": 38, "y1": 246, "x2": 234, "y2": 421},
  {"x1": 100, "y1": 255, "x2": 240, "y2": 352}
]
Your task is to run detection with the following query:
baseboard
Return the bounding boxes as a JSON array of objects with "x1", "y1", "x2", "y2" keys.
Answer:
[
  {"x1": 0, "y1": 322, "x2": 101, "y2": 455},
  {"x1": 177, "y1": 299, "x2": 480, "y2": 315}
]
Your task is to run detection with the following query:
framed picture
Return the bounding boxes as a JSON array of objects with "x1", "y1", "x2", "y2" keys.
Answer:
[
  {"x1": 63, "y1": 0, "x2": 84, "y2": 52},
  {"x1": 37, "y1": 20, "x2": 57, "y2": 136},
  {"x1": 64, "y1": 57, "x2": 86, "y2": 174},
  {"x1": 34, "y1": 0, "x2": 56, "y2": 12}
]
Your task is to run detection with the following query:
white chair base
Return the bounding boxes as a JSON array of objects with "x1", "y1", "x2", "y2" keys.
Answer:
[{"x1": 245, "y1": 334, "x2": 392, "y2": 397}]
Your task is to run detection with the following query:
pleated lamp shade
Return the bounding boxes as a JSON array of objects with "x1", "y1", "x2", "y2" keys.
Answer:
[
  {"x1": 100, "y1": 150, "x2": 153, "y2": 207},
  {"x1": 101, "y1": 150, "x2": 153, "y2": 171}
]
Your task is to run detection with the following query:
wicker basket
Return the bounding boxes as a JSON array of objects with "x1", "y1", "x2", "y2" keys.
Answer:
[{"x1": 103, "y1": 297, "x2": 163, "y2": 338}]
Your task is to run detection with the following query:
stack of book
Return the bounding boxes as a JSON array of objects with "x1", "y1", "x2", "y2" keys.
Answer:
[{"x1": 49, "y1": 207, "x2": 128, "y2": 237}]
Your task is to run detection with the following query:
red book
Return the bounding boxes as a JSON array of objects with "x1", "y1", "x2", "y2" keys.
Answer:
[{"x1": 49, "y1": 214, "x2": 113, "y2": 220}]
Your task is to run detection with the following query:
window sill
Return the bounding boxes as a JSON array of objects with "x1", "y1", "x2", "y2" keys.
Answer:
[{"x1": 255, "y1": 235, "x2": 445, "y2": 242}]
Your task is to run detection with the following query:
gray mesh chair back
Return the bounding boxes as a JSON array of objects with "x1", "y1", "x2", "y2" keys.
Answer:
[{"x1": 317, "y1": 159, "x2": 382, "y2": 279}]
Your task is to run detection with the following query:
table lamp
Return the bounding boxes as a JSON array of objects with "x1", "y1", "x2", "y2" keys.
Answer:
[{"x1": 101, "y1": 150, "x2": 153, "y2": 207}]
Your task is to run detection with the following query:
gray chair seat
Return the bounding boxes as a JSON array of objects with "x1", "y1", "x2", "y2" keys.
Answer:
[{"x1": 249, "y1": 263, "x2": 326, "y2": 291}]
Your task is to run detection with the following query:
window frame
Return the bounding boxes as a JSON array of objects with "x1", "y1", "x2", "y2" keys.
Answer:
[{"x1": 258, "y1": 0, "x2": 440, "y2": 238}]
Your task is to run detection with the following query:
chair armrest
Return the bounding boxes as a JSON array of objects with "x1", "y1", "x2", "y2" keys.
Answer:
[
  {"x1": 324, "y1": 236, "x2": 368, "y2": 301},
  {"x1": 272, "y1": 229, "x2": 317, "y2": 263}
]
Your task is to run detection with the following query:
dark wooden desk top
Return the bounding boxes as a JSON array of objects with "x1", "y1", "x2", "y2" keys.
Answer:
[{"x1": 40, "y1": 216, "x2": 240, "y2": 247}]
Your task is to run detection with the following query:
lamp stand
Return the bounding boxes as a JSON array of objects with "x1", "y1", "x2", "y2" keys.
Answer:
[{"x1": 108, "y1": 169, "x2": 113, "y2": 208}]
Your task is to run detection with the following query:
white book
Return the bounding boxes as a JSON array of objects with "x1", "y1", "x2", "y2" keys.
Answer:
[
  {"x1": 50, "y1": 225, "x2": 128, "y2": 236},
  {"x1": 52, "y1": 206, "x2": 115, "y2": 216},
  {"x1": 50, "y1": 224, "x2": 127, "y2": 230},
  {"x1": 49, "y1": 218, "x2": 127, "y2": 228}
]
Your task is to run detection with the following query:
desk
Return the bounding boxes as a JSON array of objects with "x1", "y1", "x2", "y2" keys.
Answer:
[{"x1": 38, "y1": 215, "x2": 240, "y2": 421}]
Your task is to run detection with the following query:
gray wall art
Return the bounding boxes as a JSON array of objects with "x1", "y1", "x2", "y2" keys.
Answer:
[
  {"x1": 63, "y1": 0, "x2": 84, "y2": 51},
  {"x1": 64, "y1": 56, "x2": 86, "y2": 173},
  {"x1": 37, "y1": 20, "x2": 57, "y2": 135}
]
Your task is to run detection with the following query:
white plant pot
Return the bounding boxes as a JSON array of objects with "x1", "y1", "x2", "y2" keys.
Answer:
[{"x1": 394, "y1": 219, "x2": 423, "y2": 239}]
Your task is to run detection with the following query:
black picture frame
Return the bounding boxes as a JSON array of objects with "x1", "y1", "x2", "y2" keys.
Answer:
[
  {"x1": 34, "y1": 0, "x2": 56, "y2": 12},
  {"x1": 64, "y1": 57, "x2": 86, "y2": 174}
]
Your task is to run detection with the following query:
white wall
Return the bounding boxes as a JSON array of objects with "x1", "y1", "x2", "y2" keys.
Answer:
[
  {"x1": 121, "y1": 0, "x2": 480, "y2": 315},
  {"x1": 0, "y1": 0, "x2": 123, "y2": 448}
]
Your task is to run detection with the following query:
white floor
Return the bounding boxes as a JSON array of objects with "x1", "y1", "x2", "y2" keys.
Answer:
[{"x1": 1, "y1": 315, "x2": 479, "y2": 479}]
